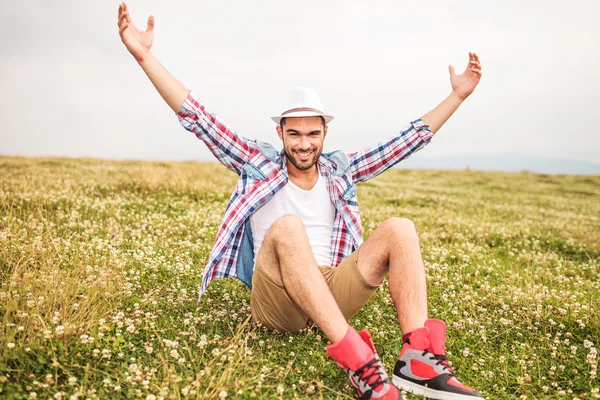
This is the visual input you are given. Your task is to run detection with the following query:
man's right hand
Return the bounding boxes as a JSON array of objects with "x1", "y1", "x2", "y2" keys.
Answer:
[{"x1": 118, "y1": 2, "x2": 154, "y2": 62}]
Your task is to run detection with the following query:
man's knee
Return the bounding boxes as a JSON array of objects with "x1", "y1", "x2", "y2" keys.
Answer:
[
  {"x1": 381, "y1": 217, "x2": 419, "y2": 243},
  {"x1": 268, "y1": 214, "x2": 306, "y2": 245}
]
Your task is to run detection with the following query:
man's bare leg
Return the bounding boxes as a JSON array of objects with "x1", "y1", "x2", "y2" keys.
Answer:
[
  {"x1": 256, "y1": 214, "x2": 348, "y2": 342},
  {"x1": 356, "y1": 217, "x2": 428, "y2": 334},
  {"x1": 366, "y1": 217, "x2": 484, "y2": 398},
  {"x1": 256, "y1": 215, "x2": 404, "y2": 399}
]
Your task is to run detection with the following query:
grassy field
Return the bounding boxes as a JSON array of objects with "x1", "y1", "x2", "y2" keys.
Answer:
[{"x1": 0, "y1": 156, "x2": 598, "y2": 399}]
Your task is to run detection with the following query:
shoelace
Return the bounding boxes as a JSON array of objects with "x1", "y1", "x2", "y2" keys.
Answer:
[
  {"x1": 421, "y1": 351, "x2": 455, "y2": 375},
  {"x1": 354, "y1": 358, "x2": 387, "y2": 392}
]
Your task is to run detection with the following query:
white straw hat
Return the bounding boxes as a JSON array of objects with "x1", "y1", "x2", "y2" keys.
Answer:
[{"x1": 271, "y1": 87, "x2": 334, "y2": 125}]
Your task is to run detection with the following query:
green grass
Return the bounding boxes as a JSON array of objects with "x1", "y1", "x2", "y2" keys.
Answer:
[{"x1": 0, "y1": 156, "x2": 598, "y2": 399}]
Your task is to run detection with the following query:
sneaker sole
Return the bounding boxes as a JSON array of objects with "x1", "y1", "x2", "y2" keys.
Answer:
[{"x1": 392, "y1": 376, "x2": 482, "y2": 400}]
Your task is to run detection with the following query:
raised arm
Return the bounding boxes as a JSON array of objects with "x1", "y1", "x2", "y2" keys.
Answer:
[
  {"x1": 118, "y1": 2, "x2": 187, "y2": 113},
  {"x1": 349, "y1": 53, "x2": 483, "y2": 183},
  {"x1": 117, "y1": 2, "x2": 253, "y2": 174}
]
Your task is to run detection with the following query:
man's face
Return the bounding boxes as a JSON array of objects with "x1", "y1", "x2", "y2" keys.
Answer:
[{"x1": 277, "y1": 117, "x2": 328, "y2": 172}]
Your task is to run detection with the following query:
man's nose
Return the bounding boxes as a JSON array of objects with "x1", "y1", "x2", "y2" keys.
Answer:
[{"x1": 299, "y1": 136, "x2": 310, "y2": 150}]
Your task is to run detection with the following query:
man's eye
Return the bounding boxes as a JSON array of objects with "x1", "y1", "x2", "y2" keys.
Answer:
[{"x1": 310, "y1": 132, "x2": 320, "y2": 136}]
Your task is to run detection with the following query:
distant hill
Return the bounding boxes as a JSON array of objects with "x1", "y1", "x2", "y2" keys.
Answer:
[{"x1": 397, "y1": 153, "x2": 600, "y2": 175}]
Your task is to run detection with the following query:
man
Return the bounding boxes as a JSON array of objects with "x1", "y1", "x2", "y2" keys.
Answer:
[{"x1": 117, "y1": 3, "x2": 484, "y2": 399}]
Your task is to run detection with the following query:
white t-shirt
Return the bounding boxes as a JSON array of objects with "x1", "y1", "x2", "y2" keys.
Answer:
[{"x1": 250, "y1": 170, "x2": 335, "y2": 265}]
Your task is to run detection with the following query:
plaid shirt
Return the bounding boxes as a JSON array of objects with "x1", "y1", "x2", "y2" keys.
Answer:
[{"x1": 178, "y1": 92, "x2": 434, "y2": 299}]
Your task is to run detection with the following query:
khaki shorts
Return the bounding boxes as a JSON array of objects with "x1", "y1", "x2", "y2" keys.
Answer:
[{"x1": 250, "y1": 250, "x2": 381, "y2": 332}]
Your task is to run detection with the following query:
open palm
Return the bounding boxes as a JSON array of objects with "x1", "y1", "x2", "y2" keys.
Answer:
[
  {"x1": 118, "y1": 2, "x2": 154, "y2": 62},
  {"x1": 449, "y1": 52, "x2": 483, "y2": 100}
]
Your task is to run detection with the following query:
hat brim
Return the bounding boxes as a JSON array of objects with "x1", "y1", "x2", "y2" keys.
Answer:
[{"x1": 271, "y1": 111, "x2": 334, "y2": 125}]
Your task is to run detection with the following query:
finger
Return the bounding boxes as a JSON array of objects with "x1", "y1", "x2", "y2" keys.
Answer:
[
  {"x1": 118, "y1": 3, "x2": 125, "y2": 23},
  {"x1": 118, "y1": 11, "x2": 128, "y2": 27},
  {"x1": 119, "y1": 22, "x2": 129, "y2": 36},
  {"x1": 470, "y1": 60, "x2": 482, "y2": 70},
  {"x1": 123, "y1": 3, "x2": 132, "y2": 22},
  {"x1": 448, "y1": 65, "x2": 456, "y2": 76},
  {"x1": 473, "y1": 52, "x2": 479, "y2": 63},
  {"x1": 146, "y1": 15, "x2": 155, "y2": 33},
  {"x1": 470, "y1": 67, "x2": 482, "y2": 76}
]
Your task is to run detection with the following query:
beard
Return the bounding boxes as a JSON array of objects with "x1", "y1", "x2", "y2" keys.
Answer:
[{"x1": 283, "y1": 145, "x2": 322, "y2": 171}]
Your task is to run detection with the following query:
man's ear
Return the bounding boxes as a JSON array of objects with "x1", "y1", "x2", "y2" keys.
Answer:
[
  {"x1": 276, "y1": 125, "x2": 283, "y2": 141},
  {"x1": 323, "y1": 125, "x2": 328, "y2": 140}
]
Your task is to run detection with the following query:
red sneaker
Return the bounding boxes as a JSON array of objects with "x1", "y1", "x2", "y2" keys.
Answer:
[
  {"x1": 327, "y1": 328, "x2": 402, "y2": 399},
  {"x1": 392, "y1": 319, "x2": 483, "y2": 400}
]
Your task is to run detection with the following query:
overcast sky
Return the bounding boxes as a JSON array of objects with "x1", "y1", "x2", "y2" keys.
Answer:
[{"x1": 1, "y1": 0, "x2": 599, "y2": 165}]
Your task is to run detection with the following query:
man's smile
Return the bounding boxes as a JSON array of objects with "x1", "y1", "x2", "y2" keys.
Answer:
[{"x1": 295, "y1": 150, "x2": 314, "y2": 160}]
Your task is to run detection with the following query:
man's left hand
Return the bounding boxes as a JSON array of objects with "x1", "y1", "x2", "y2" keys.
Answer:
[{"x1": 449, "y1": 52, "x2": 482, "y2": 101}]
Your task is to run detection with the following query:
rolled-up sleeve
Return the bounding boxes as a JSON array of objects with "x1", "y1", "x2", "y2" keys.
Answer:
[
  {"x1": 348, "y1": 119, "x2": 433, "y2": 184},
  {"x1": 178, "y1": 91, "x2": 255, "y2": 175}
]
